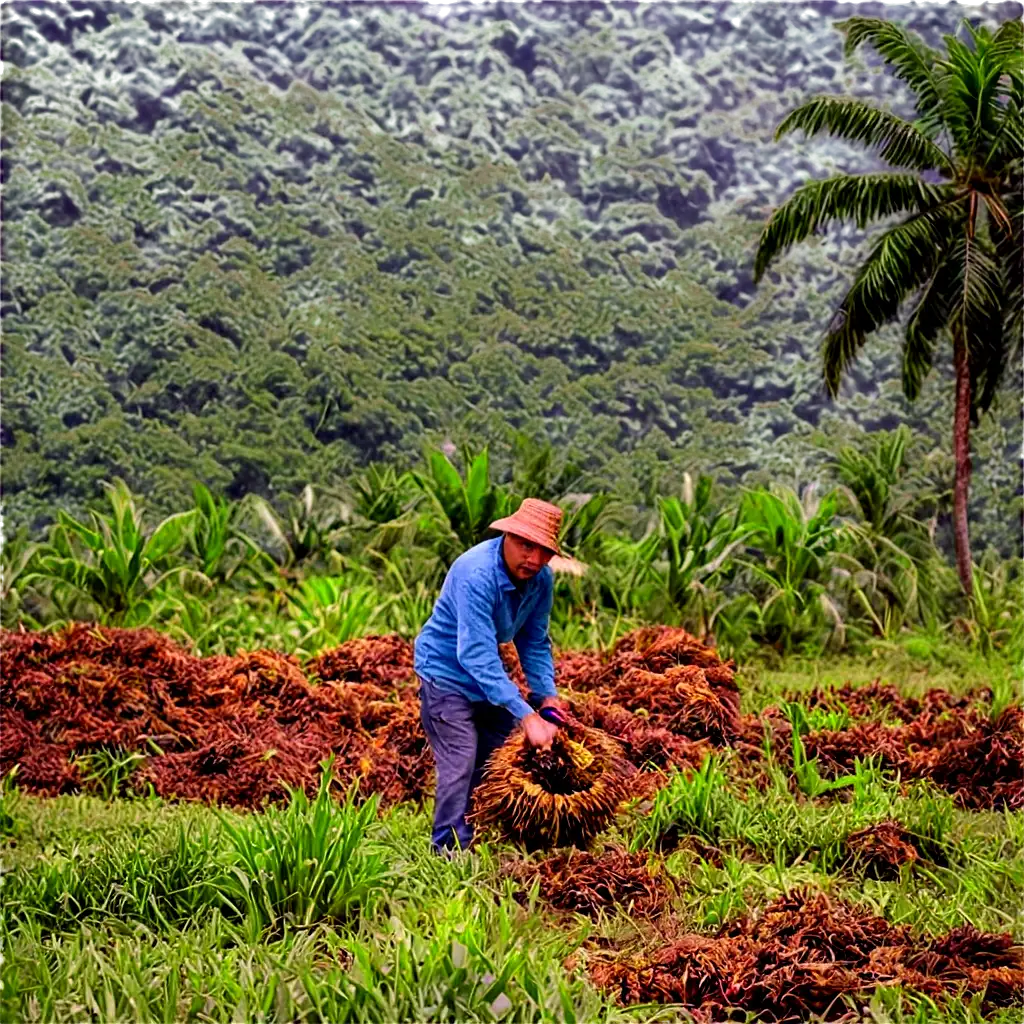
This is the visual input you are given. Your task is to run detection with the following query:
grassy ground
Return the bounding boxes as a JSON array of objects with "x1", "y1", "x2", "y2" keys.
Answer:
[{"x1": 2, "y1": 648, "x2": 1022, "y2": 1023}]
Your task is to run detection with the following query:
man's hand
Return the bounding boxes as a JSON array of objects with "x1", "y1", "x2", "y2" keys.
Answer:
[{"x1": 522, "y1": 711, "x2": 559, "y2": 750}]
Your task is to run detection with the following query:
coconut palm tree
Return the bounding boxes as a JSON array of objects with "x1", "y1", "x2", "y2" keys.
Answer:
[{"x1": 754, "y1": 16, "x2": 1022, "y2": 594}]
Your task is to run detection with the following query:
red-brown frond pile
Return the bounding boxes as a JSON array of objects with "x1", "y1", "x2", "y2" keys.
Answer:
[
  {"x1": 844, "y1": 820, "x2": 919, "y2": 879},
  {"x1": 556, "y1": 627, "x2": 739, "y2": 797},
  {"x1": 805, "y1": 680, "x2": 982, "y2": 724},
  {"x1": 803, "y1": 706, "x2": 1024, "y2": 811},
  {"x1": 0, "y1": 625, "x2": 428, "y2": 809},
  {"x1": 470, "y1": 719, "x2": 632, "y2": 850},
  {"x1": 4, "y1": 623, "x2": 1019, "y2": 816},
  {"x1": 919, "y1": 706, "x2": 1024, "y2": 810},
  {"x1": 572, "y1": 696, "x2": 712, "y2": 797},
  {"x1": 590, "y1": 890, "x2": 1024, "y2": 1020},
  {"x1": 556, "y1": 626, "x2": 740, "y2": 735},
  {"x1": 507, "y1": 847, "x2": 669, "y2": 918},
  {"x1": 306, "y1": 634, "x2": 414, "y2": 689}
]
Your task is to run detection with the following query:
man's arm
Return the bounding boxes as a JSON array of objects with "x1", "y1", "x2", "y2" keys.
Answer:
[
  {"x1": 455, "y1": 572, "x2": 535, "y2": 721},
  {"x1": 513, "y1": 572, "x2": 557, "y2": 702}
]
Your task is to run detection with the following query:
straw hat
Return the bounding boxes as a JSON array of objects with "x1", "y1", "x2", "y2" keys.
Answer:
[{"x1": 490, "y1": 498, "x2": 563, "y2": 555}]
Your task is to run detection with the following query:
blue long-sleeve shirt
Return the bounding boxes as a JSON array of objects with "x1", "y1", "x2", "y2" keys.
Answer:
[{"x1": 413, "y1": 537, "x2": 557, "y2": 720}]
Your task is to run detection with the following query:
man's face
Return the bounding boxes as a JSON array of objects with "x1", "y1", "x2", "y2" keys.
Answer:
[{"x1": 502, "y1": 533, "x2": 554, "y2": 582}]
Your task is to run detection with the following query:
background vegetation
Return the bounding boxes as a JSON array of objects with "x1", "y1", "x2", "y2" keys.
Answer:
[
  {"x1": 2, "y1": 1, "x2": 1021, "y2": 559},
  {"x1": 6, "y1": 432, "x2": 1021, "y2": 668}
]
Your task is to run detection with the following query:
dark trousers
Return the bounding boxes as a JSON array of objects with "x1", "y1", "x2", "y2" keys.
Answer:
[{"x1": 418, "y1": 677, "x2": 518, "y2": 852}]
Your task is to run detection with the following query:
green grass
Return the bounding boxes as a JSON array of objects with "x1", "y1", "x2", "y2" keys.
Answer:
[{"x1": 737, "y1": 638, "x2": 1020, "y2": 715}]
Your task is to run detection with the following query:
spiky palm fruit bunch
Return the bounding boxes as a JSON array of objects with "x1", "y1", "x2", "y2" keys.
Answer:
[{"x1": 469, "y1": 722, "x2": 632, "y2": 851}]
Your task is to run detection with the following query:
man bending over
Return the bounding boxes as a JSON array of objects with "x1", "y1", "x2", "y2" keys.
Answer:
[{"x1": 414, "y1": 498, "x2": 565, "y2": 854}]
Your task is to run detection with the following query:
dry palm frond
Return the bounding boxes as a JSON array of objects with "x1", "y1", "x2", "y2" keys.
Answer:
[
  {"x1": 590, "y1": 889, "x2": 1024, "y2": 1018},
  {"x1": 470, "y1": 723, "x2": 631, "y2": 851},
  {"x1": 844, "y1": 819, "x2": 919, "y2": 878},
  {"x1": 506, "y1": 846, "x2": 669, "y2": 918}
]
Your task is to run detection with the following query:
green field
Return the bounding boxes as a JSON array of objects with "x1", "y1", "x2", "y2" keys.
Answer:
[{"x1": 4, "y1": 647, "x2": 1022, "y2": 1023}]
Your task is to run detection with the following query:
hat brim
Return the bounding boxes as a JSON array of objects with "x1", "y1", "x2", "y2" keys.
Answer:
[{"x1": 489, "y1": 517, "x2": 561, "y2": 555}]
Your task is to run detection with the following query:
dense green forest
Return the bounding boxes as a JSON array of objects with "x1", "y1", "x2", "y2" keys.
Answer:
[{"x1": 1, "y1": 1, "x2": 1020, "y2": 555}]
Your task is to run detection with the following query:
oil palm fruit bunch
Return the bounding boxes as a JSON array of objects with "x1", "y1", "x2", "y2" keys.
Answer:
[{"x1": 470, "y1": 708, "x2": 632, "y2": 850}]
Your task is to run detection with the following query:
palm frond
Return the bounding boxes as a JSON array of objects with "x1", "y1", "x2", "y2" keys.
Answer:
[
  {"x1": 755, "y1": 174, "x2": 953, "y2": 281},
  {"x1": 942, "y1": 30, "x2": 1013, "y2": 164},
  {"x1": 776, "y1": 97, "x2": 954, "y2": 173},
  {"x1": 985, "y1": 18, "x2": 1024, "y2": 79},
  {"x1": 839, "y1": 17, "x2": 946, "y2": 133},
  {"x1": 953, "y1": 233, "x2": 1008, "y2": 413},
  {"x1": 996, "y1": 185, "x2": 1024, "y2": 365},
  {"x1": 903, "y1": 255, "x2": 960, "y2": 399},
  {"x1": 823, "y1": 206, "x2": 959, "y2": 396}
]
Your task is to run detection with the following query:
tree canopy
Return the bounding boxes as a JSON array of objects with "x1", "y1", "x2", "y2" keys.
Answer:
[{"x1": 1, "y1": 2, "x2": 1019, "y2": 555}]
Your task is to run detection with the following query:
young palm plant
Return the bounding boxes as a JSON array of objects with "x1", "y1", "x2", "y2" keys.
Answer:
[
  {"x1": 737, "y1": 485, "x2": 847, "y2": 654},
  {"x1": 831, "y1": 427, "x2": 949, "y2": 632},
  {"x1": 217, "y1": 760, "x2": 390, "y2": 931},
  {"x1": 250, "y1": 484, "x2": 348, "y2": 572},
  {"x1": 186, "y1": 484, "x2": 264, "y2": 583},
  {"x1": 411, "y1": 447, "x2": 512, "y2": 563},
  {"x1": 754, "y1": 16, "x2": 1023, "y2": 594},
  {"x1": 25, "y1": 479, "x2": 196, "y2": 625},
  {"x1": 655, "y1": 474, "x2": 752, "y2": 636},
  {"x1": 0, "y1": 526, "x2": 41, "y2": 628},
  {"x1": 285, "y1": 576, "x2": 386, "y2": 655}
]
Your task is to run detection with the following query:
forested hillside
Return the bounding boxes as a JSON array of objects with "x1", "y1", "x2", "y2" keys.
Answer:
[{"x1": 2, "y1": 1, "x2": 1020, "y2": 550}]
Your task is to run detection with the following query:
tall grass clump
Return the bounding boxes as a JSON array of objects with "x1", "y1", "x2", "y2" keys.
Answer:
[
  {"x1": 291, "y1": 891, "x2": 609, "y2": 1023},
  {"x1": 5, "y1": 817, "x2": 222, "y2": 933},
  {"x1": 217, "y1": 760, "x2": 390, "y2": 931},
  {"x1": 629, "y1": 757, "x2": 736, "y2": 852}
]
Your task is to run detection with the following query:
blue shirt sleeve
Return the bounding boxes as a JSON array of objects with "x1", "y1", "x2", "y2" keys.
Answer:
[
  {"x1": 514, "y1": 570, "x2": 556, "y2": 700},
  {"x1": 455, "y1": 570, "x2": 535, "y2": 721}
]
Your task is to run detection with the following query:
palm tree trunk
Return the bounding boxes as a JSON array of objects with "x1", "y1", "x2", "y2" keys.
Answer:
[{"x1": 952, "y1": 331, "x2": 973, "y2": 595}]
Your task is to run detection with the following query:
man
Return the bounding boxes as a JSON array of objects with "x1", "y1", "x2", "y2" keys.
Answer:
[{"x1": 414, "y1": 498, "x2": 565, "y2": 854}]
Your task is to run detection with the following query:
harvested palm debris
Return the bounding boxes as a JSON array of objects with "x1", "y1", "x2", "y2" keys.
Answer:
[
  {"x1": 0, "y1": 626, "x2": 431, "y2": 808},
  {"x1": 507, "y1": 847, "x2": 669, "y2": 918},
  {"x1": 609, "y1": 626, "x2": 738, "y2": 680},
  {"x1": 3, "y1": 624, "x2": 1020, "y2": 814},
  {"x1": 804, "y1": 706, "x2": 1024, "y2": 811},
  {"x1": 921, "y1": 706, "x2": 1024, "y2": 810},
  {"x1": 470, "y1": 716, "x2": 632, "y2": 850},
  {"x1": 844, "y1": 820, "x2": 919, "y2": 879},
  {"x1": 590, "y1": 890, "x2": 1024, "y2": 1020},
  {"x1": 571, "y1": 696, "x2": 712, "y2": 797},
  {"x1": 557, "y1": 627, "x2": 740, "y2": 741},
  {"x1": 305, "y1": 633, "x2": 414, "y2": 689},
  {"x1": 804, "y1": 679, "x2": 982, "y2": 724}
]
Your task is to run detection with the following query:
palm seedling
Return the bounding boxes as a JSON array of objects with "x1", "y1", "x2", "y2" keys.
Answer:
[
  {"x1": 0, "y1": 525, "x2": 41, "y2": 628},
  {"x1": 831, "y1": 427, "x2": 948, "y2": 633},
  {"x1": 736, "y1": 485, "x2": 847, "y2": 653},
  {"x1": 755, "y1": 16, "x2": 1023, "y2": 595},
  {"x1": 340, "y1": 464, "x2": 421, "y2": 557},
  {"x1": 25, "y1": 479, "x2": 196, "y2": 625},
  {"x1": 411, "y1": 447, "x2": 512, "y2": 563},
  {"x1": 956, "y1": 550, "x2": 1024, "y2": 660},
  {"x1": 285, "y1": 576, "x2": 386, "y2": 654},
  {"x1": 217, "y1": 759, "x2": 390, "y2": 930},
  {"x1": 351, "y1": 464, "x2": 416, "y2": 526},
  {"x1": 628, "y1": 756, "x2": 732, "y2": 852},
  {"x1": 655, "y1": 473, "x2": 752, "y2": 637},
  {"x1": 186, "y1": 483, "x2": 264, "y2": 583},
  {"x1": 508, "y1": 433, "x2": 586, "y2": 505},
  {"x1": 250, "y1": 484, "x2": 348, "y2": 572}
]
